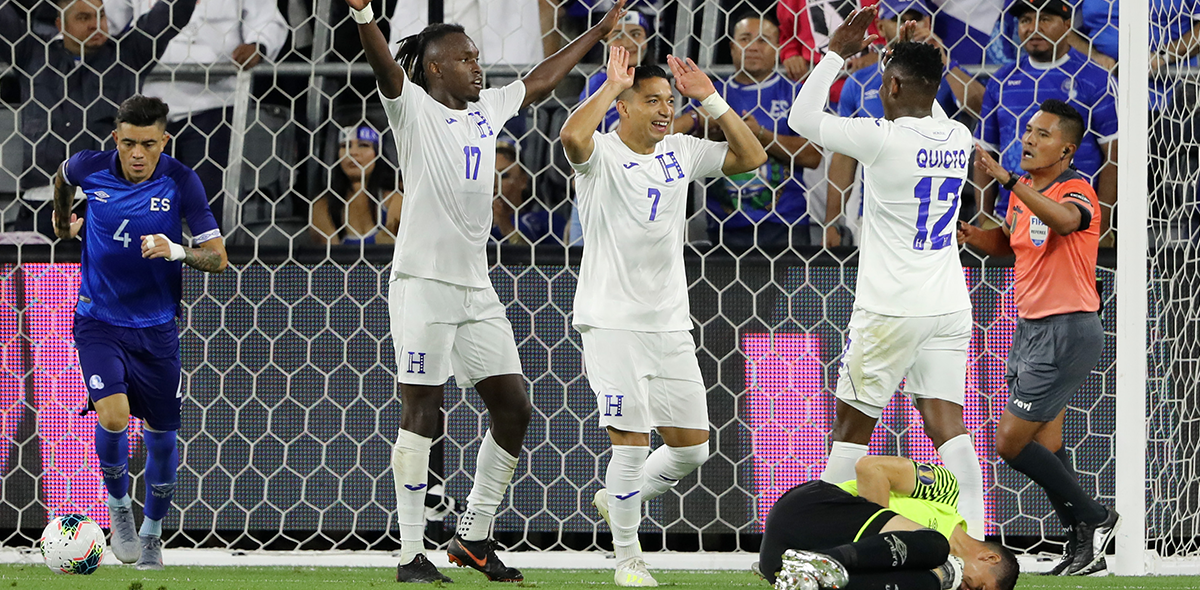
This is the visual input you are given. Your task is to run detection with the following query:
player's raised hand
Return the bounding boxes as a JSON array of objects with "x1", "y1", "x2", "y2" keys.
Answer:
[
  {"x1": 828, "y1": 7, "x2": 879, "y2": 59},
  {"x1": 898, "y1": 21, "x2": 948, "y2": 66},
  {"x1": 606, "y1": 45, "x2": 634, "y2": 91},
  {"x1": 596, "y1": 0, "x2": 628, "y2": 37},
  {"x1": 343, "y1": 0, "x2": 371, "y2": 11},
  {"x1": 667, "y1": 55, "x2": 717, "y2": 101},
  {"x1": 51, "y1": 211, "x2": 83, "y2": 240},
  {"x1": 974, "y1": 144, "x2": 1011, "y2": 184}
]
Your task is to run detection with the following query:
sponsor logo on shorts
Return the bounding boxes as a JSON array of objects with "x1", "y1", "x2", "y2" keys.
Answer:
[
  {"x1": 602, "y1": 394, "x2": 624, "y2": 417},
  {"x1": 88, "y1": 375, "x2": 104, "y2": 390},
  {"x1": 406, "y1": 351, "x2": 426, "y2": 374},
  {"x1": 1013, "y1": 399, "x2": 1033, "y2": 412}
]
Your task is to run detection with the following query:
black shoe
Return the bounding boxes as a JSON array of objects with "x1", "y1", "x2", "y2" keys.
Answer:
[
  {"x1": 1064, "y1": 507, "x2": 1120, "y2": 576},
  {"x1": 446, "y1": 536, "x2": 523, "y2": 582},
  {"x1": 396, "y1": 554, "x2": 453, "y2": 583},
  {"x1": 1042, "y1": 526, "x2": 1077, "y2": 576},
  {"x1": 1076, "y1": 556, "x2": 1109, "y2": 576}
]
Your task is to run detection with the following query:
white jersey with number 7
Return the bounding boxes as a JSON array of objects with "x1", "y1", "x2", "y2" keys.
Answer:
[{"x1": 789, "y1": 54, "x2": 971, "y2": 317}]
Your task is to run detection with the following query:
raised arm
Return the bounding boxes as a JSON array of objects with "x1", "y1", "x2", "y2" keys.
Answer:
[
  {"x1": 667, "y1": 55, "x2": 766, "y2": 175},
  {"x1": 560, "y1": 46, "x2": 632, "y2": 164},
  {"x1": 347, "y1": 0, "x2": 406, "y2": 99},
  {"x1": 976, "y1": 145, "x2": 1083, "y2": 236},
  {"x1": 521, "y1": 0, "x2": 626, "y2": 108}
]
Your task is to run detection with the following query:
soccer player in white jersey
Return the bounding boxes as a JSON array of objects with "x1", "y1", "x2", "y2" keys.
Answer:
[
  {"x1": 787, "y1": 9, "x2": 988, "y2": 541},
  {"x1": 343, "y1": 0, "x2": 627, "y2": 582},
  {"x1": 561, "y1": 47, "x2": 767, "y2": 586}
]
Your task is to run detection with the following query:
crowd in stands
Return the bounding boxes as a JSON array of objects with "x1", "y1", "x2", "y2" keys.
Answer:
[{"x1": 1, "y1": 0, "x2": 1198, "y2": 250}]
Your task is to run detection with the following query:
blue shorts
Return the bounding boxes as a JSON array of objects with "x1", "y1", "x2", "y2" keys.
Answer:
[{"x1": 74, "y1": 315, "x2": 182, "y2": 431}]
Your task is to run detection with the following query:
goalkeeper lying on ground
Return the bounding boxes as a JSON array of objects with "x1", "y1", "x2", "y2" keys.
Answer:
[{"x1": 759, "y1": 456, "x2": 1019, "y2": 590}]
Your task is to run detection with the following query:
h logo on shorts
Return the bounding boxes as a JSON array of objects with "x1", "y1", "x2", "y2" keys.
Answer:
[
  {"x1": 655, "y1": 152, "x2": 685, "y2": 183},
  {"x1": 603, "y1": 394, "x2": 624, "y2": 417},
  {"x1": 406, "y1": 352, "x2": 427, "y2": 375}
]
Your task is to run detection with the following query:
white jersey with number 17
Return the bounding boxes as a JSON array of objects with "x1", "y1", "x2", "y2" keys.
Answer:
[
  {"x1": 789, "y1": 53, "x2": 971, "y2": 317},
  {"x1": 381, "y1": 76, "x2": 526, "y2": 288}
]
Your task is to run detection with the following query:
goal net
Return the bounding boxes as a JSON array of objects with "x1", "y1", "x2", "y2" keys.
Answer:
[{"x1": 0, "y1": 0, "x2": 1181, "y2": 573}]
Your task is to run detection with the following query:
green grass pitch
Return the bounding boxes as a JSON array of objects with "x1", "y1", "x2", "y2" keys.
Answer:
[{"x1": 3, "y1": 566, "x2": 1200, "y2": 590}]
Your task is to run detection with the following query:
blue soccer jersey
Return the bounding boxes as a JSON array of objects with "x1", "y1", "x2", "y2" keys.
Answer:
[
  {"x1": 975, "y1": 48, "x2": 1118, "y2": 215},
  {"x1": 62, "y1": 150, "x2": 220, "y2": 328},
  {"x1": 692, "y1": 73, "x2": 808, "y2": 230}
]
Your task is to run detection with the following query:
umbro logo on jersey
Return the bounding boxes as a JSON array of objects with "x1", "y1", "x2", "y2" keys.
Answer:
[
  {"x1": 93, "y1": 190, "x2": 110, "y2": 202},
  {"x1": 446, "y1": 117, "x2": 457, "y2": 125},
  {"x1": 623, "y1": 162, "x2": 639, "y2": 169}
]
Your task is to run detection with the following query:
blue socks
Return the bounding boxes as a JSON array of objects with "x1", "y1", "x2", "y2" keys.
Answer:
[
  {"x1": 95, "y1": 423, "x2": 130, "y2": 501},
  {"x1": 141, "y1": 428, "x2": 178, "y2": 531}
]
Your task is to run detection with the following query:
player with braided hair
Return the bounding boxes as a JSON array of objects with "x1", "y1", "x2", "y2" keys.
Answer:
[{"x1": 342, "y1": 0, "x2": 628, "y2": 583}]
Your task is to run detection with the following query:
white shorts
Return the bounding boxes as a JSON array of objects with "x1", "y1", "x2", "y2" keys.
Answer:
[
  {"x1": 834, "y1": 308, "x2": 971, "y2": 419},
  {"x1": 580, "y1": 327, "x2": 709, "y2": 433},
  {"x1": 388, "y1": 273, "x2": 522, "y2": 388}
]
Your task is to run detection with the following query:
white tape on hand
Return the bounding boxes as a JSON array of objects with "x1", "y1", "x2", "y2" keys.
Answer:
[
  {"x1": 700, "y1": 93, "x2": 731, "y2": 119},
  {"x1": 151, "y1": 233, "x2": 187, "y2": 261},
  {"x1": 350, "y1": 4, "x2": 374, "y2": 24},
  {"x1": 146, "y1": 235, "x2": 156, "y2": 249}
]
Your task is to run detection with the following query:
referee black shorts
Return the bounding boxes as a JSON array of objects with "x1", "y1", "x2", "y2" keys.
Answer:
[
  {"x1": 759, "y1": 481, "x2": 895, "y2": 583},
  {"x1": 1006, "y1": 311, "x2": 1103, "y2": 423}
]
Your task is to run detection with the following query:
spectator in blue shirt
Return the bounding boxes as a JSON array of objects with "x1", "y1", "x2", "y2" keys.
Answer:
[
  {"x1": 671, "y1": 13, "x2": 822, "y2": 252},
  {"x1": 578, "y1": 11, "x2": 652, "y2": 133},
  {"x1": 974, "y1": 0, "x2": 1118, "y2": 238},
  {"x1": 493, "y1": 140, "x2": 565, "y2": 245},
  {"x1": 824, "y1": 0, "x2": 986, "y2": 246}
]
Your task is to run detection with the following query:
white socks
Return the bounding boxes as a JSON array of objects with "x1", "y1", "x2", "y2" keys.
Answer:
[
  {"x1": 607, "y1": 445, "x2": 649, "y2": 562},
  {"x1": 460, "y1": 430, "x2": 519, "y2": 542},
  {"x1": 821, "y1": 441, "x2": 868, "y2": 484},
  {"x1": 392, "y1": 428, "x2": 432, "y2": 563},
  {"x1": 642, "y1": 443, "x2": 709, "y2": 501},
  {"x1": 939, "y1": 433, "x2": 986, "y2": 540}
]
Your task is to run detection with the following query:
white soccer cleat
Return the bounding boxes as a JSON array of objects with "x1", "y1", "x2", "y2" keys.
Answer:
[
  {"x1": 106, "y1": 503, "x2": 140, "y2": 564},
  {"x1": 780, "y1": 549, "x2": 848, "y2": 589},
  {"x1": 774, "y1": 568, "x2": 818, "y2": 590},
  {"x1": 593, "y1": 488, "x2": 612, "y2": 528},
  {"x1": 615, "y1": 556, "x2": 658, "y2": 587}
]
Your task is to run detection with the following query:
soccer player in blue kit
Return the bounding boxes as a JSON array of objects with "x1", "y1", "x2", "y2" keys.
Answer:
[{"x1": 52, "y1": 95, "x2": 228, "y2": 570}]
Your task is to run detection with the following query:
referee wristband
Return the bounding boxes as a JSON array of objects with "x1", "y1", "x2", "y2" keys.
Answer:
[
  {"x1": 700, "y1": 93, "x2": 731, "y2": 119},
  {"x1": 350, "y1": 4, "x2": 374, "y2": 24},
  {"x1": 1002, "y1": 173, "x2": 1019, "y2": 191}
]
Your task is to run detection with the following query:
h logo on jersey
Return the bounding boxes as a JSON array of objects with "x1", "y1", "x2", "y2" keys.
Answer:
[
  {"x1": 603, "y1": 394, "x2": 624, "y2": 417},
  {"x1": 406, "y1": 352, "x2": 427, "y2": 374},
  {"x1": 467, "y1": 111, "x2": 494, "y2": 139},
  {"x1": 655, "y1": 151, "x2": 685, "y2": 183}
]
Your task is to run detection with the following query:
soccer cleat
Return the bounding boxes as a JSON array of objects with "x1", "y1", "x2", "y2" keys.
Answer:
[
  {"x1": 1042, "y1": 526, "x2": 1077, "y2": 576},
  {"x1": 107, "y1": 503, "x2": 140, "y2": 564},
  {"x1": 593, "y1": 489, "x2": 612, "y2": 528},
  {"x1": 446, "y1": 535, "x2": 523, "y2": 582},
  {"x1": 750, "y1": 561, "x2": 765, "y2": 581},
  {"x1": 773, "y1": 568, "x2": 818, "y2": 590},
  {"x1": 396, "y1": 554, "x2": 454, "y2": 583},
  {"x1": 1064, "y1": 506, "x2": 1119, "y2": 576},
  {"x1": 614, "y1": 556, "x2": 658, "y2": 587},
  {"x1": 135, "y1": 535, "x2": 163, "y2": 571},
  {"x1": 933, "y1": 555, "x2": 964, "y2": 590},
  {"x1": 780, "y1": 549, "x2": 848, "y2": 590}
]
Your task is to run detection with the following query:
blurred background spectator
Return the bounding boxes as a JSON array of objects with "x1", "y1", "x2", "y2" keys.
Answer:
[
  {"x1": 494, "y1": 139, "x2": 566, "y2": 245},
  {"x1": 388, "y1": 0, "x2": 556, "y2": 68},
  {"x1": 105, "y1": 0, "x2": 289, "y2": 225},
  {"x1": 310, "y1": 124, "x2": 402, "y2": 246},
  {"x1": 0, "y1": 0, "x2": 195, "y2": 237},
  {"x1": 777, "y1": 0, "x2": 882, "y2": 81},
  {"x1": 974, "y1": 0, "x2": 1117, "y2": 237},
  {"x1": 676, "y1": 12, "x2": 822, "y2": 251}
]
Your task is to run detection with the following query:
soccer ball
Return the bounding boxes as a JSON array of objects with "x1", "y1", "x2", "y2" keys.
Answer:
[{"x1": 39, "y1": 514, "x2": 106, "y2": 575}]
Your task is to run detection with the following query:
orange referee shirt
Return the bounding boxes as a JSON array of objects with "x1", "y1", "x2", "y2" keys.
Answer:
[{"x1": 1005, "y1": 169, "x2": 1101, "y2": 320}]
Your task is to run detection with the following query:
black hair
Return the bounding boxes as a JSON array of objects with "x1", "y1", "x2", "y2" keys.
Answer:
[
  {"x1": 728, "y1": 9, "x2": 779, "y2": 37},
  {"x1": 630, "y1": 64, "x2": 669, "y2": 92},
  {"x1": 325, "y1": 145, "x2": 400, "y2": 240},
  {"x1": 1039, "y1": 98, "x2": 1085, "y2": 147},
  {"x1": 885, "y1": 41, "x2": 944, "y2": 92},
  {"x1": 986, "y1": 542, "x2": 1020, "y2": 590},
  {"x1": 394, "y1": 23, "x2": 468, "y2": 91},
  {"x1": 115, "y1": 95, "x2": 169, "y2": 128}
]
